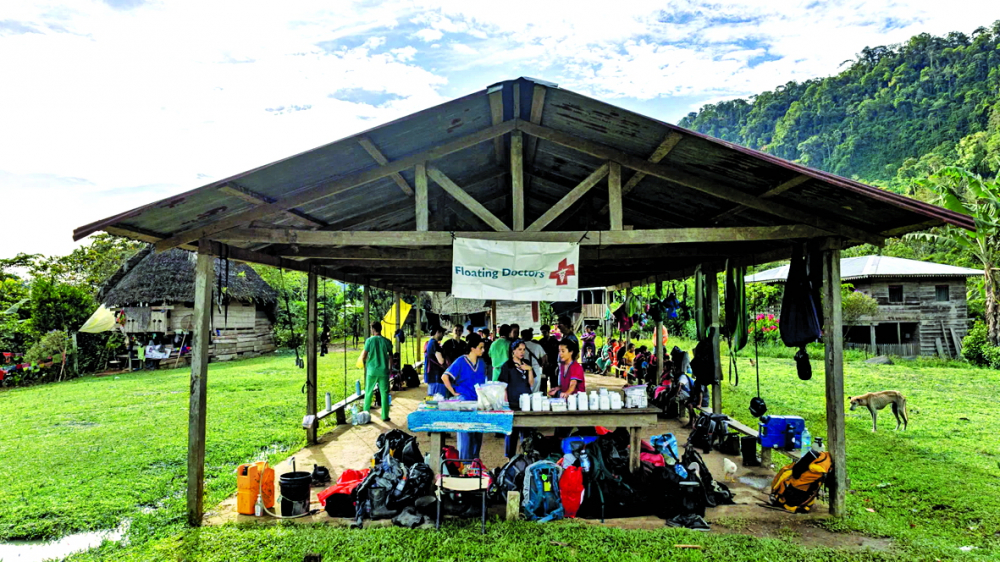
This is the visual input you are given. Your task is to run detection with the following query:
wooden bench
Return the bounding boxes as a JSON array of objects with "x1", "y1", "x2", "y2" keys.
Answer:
[
  {"x1": 697, "y1": 406, "x2": 800, "y2": 464},
  {"x1": 315, "y1": 392, "x2": 366, "y2": 425}
]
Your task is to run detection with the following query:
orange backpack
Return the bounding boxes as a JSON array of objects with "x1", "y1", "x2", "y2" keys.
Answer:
[{"x1": 769, "y1": 451, "x2": 831, "y2": 513}]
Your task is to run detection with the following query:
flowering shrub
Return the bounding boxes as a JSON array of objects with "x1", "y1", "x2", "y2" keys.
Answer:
[{"x1": 747, "y1": 313, "x2": 781, "y2": 344}]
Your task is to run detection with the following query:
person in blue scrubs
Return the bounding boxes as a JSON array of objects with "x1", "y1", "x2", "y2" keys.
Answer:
[{"x1": 442, "y1": 333, "x2": 488, "y2": 460}]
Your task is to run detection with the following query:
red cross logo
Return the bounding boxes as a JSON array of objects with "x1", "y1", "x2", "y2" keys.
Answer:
[{"x1": 549, "y1": 258, "x2": 576, "y2": 286}]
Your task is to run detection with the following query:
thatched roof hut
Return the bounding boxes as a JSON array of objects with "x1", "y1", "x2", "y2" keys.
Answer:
[
  {"x1": 100, "y1": 246, "x2": 277, "y2": 306},
  {"x1": 100, "y1": 247, "x2": 278, "y2": 361}
]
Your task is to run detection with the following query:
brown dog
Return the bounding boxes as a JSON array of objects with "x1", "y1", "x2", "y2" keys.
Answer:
[{"x1": 849, "y1": 391, "x2": 908, "y2": 432}]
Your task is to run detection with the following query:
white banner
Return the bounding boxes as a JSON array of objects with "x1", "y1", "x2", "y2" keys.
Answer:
[{"x1": 451, "y1": 237, "x2": 580, "y2": 301}]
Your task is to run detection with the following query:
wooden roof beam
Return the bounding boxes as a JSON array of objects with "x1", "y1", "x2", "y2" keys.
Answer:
[
  {"x1": 217, "y1": 183, "x2": 327, "y2": 228},
  {"x1": 426, "y1": 166, "x2": 511, "y2": 232},
  {"x1": 516, "y1": 121, "x2": 884, "y2": 246},
  {"x1": 216, "y1": 224, "x2": 828, "y2": 248},
  {"x1": 526, "y1": 163, "x2": 609, "y2": 232},
  {"x1": 710, "y1": 174, "x2": 811, "y2": 223},
  {"x1": 153, "y1": 120, "x2": 517, "y2": 253},
  {"x1": 599, "y1": 132, "x2": 683, "y2": 215},
  {"x1": 357, "y1": 137, "x2": 414, "y2": 196}
]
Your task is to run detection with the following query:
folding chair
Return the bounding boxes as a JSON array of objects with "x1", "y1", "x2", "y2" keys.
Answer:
[{"x1": 435, "y1": 458, "x2": 491, "y2": 534}]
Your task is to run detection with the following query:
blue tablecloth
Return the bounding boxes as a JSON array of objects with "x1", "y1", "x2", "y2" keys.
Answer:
[{"x1": 407, "y1": 410, "x2": 514, "y2": 435}]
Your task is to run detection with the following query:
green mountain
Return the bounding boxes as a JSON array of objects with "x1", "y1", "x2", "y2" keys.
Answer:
[{"x1": 678, "y1": 23, "x2": 1000, "y2": 189}]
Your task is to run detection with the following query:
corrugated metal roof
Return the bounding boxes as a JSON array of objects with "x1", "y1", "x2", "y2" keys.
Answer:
[
  {"x1": 73, "y1": 77, "x2": 978, "y2": 292},
  {"x1": 746, "y1": 255, "x2": 984, "y2": 284}
]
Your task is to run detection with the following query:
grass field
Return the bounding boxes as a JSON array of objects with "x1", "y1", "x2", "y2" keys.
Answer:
[{"x1": 1, "y1": 339, "x2": 998, "y2": 561}]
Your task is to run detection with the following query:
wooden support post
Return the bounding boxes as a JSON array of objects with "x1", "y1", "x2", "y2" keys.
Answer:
[
  {"x1": 415, "y1": 163, "x2": 428, "y2": 232},
  {"x1": 822, "y1": 246, "x2": 847, "y2": 516},
  {"x1": 186, "y1": 239, "x2": 214, "y2": 527},
  {"x1": 706, "y1": 267, "x2": 723, "y2": 415},
  {"x1": 363, "y1": 285, "x2": 370, "y2": 333},
  {"x1": 655, "y1": 282, "x2": 664, "y2": 379},
  {"x1": 491, "y1": 300, "x2": 498, "y2": 334},
  {"x1": 512, "y1": 131, "x2": 524, "y2": 231},
  {"x1": 870, "y1": 324, "x2": 877, "y2": 355},
  {"x1": 306, "y1": 270, "x2": 318, "y2": 444},
  {"x1": 415, "y1": 295, "x2": 423, "y2": 368},
  {"x1": 629, "y1": 427, "x2": 641, "y2": 473},
  {"x1": 608, "y1": 162, "x2": 622, "y2": 230},
  {"x1": 394, "y1": 293, "x2": 402, "y2": 358}
]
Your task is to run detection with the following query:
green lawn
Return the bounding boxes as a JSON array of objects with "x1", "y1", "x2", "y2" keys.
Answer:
[{"x1": 2, "y1": 341, "x2": 998, "y2": 561}]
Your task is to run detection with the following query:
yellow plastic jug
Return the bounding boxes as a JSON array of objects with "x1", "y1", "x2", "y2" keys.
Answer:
[{"x1": 236, "y1": 461, "x2": 275, "y2": 515}]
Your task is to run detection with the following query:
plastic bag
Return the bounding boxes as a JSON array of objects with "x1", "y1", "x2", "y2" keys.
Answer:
[{"x1": 475, "y1": 381, "x2": 508, "y2": 410}]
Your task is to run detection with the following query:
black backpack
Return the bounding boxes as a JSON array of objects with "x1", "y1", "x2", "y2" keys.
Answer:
[
  {"x1": 686, "y1": 412, "x2": 729, "y2": 454},
  {"x1": 401, "y1": 364, "x2": 420, "y2": 389},
  {"x1": 374, "y1": 429, "x2": 423, "y2": 467},
  {"x1": 488, "y1": 453, "x2": 535, "y2": 502},
  {"x1": 681, "y1": 448, "x2": 735, "y2": 508},
  {"x1": 577, "y1": 435, "x2": 646, "y2": 520}
]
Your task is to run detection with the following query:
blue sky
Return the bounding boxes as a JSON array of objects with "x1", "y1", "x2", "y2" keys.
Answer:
[{"x1": 1, "y1": 0, "x2": 997, "y2": 258}]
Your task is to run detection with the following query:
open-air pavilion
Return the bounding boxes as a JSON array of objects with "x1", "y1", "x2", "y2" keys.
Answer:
[{"x1": 74, "y1": 77, "x2": 974, "y2": 527}]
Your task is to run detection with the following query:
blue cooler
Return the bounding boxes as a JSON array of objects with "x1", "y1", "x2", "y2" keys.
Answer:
[{"x1": 758, "y1": 415, "x2": 805, "y2": 450}]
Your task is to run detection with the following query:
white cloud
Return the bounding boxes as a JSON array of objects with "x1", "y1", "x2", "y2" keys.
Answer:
[
  {"x1": 1, "y1": 0, "x2": 997, "y2": 258},
  {"x1": 414, "y1": 27, "x2": 443, "y2": 42}
]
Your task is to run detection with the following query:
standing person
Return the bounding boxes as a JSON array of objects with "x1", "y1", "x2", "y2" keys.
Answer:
[
  {"x1": 489, "y1": 324, "x2": 512, "y2": 381},
  {"x1": 499, "y1": 340, "x2": 535, "y2": 457},
  {"x1": 509, "y1": 324, "x2": 520, "y2": 341},
  {"x1": 558, "y1": 316, "x2": 578, "y2": 346},
  {"x1": 442, "y1": 334, "x2": 488, "y2": 460},
  {"x1": 538, "y1": 324, "x2": 560, "y2": 391},
  {"x1": 478, "y1": 328, "x2": 492, "y2": 354},
  {"x1": 581, "y1": 325, "x2": 596, "y2": 366},
  {"x1": 549, "y1": 339, "x2": 586, "y2": 398},
  {"x1": 442, "y1": 325, "x2": 467, "y2": 364},
  {"x1": 424, "y1": 326, "x2": 447, "y2": 397},
  {"x1": 361, "y1": 322, "x2": 394, "y2": 422},
  {"x1": 466, "y1": 324, "x2": 475, "y2": 340},
  {"x1": 520, "y1": 328, "x2": 546, "y2": 393}
]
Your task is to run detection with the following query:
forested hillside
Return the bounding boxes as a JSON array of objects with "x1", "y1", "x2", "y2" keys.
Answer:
[{"x1": 679, "y1": 23, "x2": 1000, "y2": 189}]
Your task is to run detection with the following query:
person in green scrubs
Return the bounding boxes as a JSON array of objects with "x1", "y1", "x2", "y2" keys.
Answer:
[
  {"x1": 489, "y1": 323, "x2": 512, "y2": 381},
  {"x1": 361, "y1": 321, "x2": 393, "y2": 421}
]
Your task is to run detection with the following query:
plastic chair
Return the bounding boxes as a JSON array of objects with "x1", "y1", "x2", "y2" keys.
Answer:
[{"x1": 435, "y1": 458, "x2": 490, "y2": 534}]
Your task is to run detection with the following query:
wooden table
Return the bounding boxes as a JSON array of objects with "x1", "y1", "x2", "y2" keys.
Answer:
[{"x1": 425, "y1": 408, "x2": 660, "y2": 474}]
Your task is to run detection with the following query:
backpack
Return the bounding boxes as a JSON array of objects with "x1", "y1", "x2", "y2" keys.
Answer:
[
  {"x1": 522, "y1": 461, "x2": 564, "y2": 522},
  {"x1": 770, "y1": 451, "x2": 831, "y2": 513},
  {"x1": 576, "y1": 435, "x2": 645, "y2": 520},
  {"x1": 401, "y1": 364, "x2": 420, "y2": 389},
  {"x1": 686, "y1": 412, "x2": 729, "y2": 454},
  {"x1": 681, "y1": 448, "x2": 735, "y2": 509},
  {"x1": 374, "y1": 429, "x2": 422, "y2": 467},
  {"x1": 488, "y1": 453, "x2": 534, "y2": 501},
  {"x1": 559, "y1": 465, "x2": 585, "y2": 518},
  {"x1": 319, "y1": 468, "x2": 370, "y2": 518}
]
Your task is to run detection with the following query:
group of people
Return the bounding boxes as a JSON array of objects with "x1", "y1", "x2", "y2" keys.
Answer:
[{"x1": 421, "y1": 316, "x2": 585, "y2": 460}]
